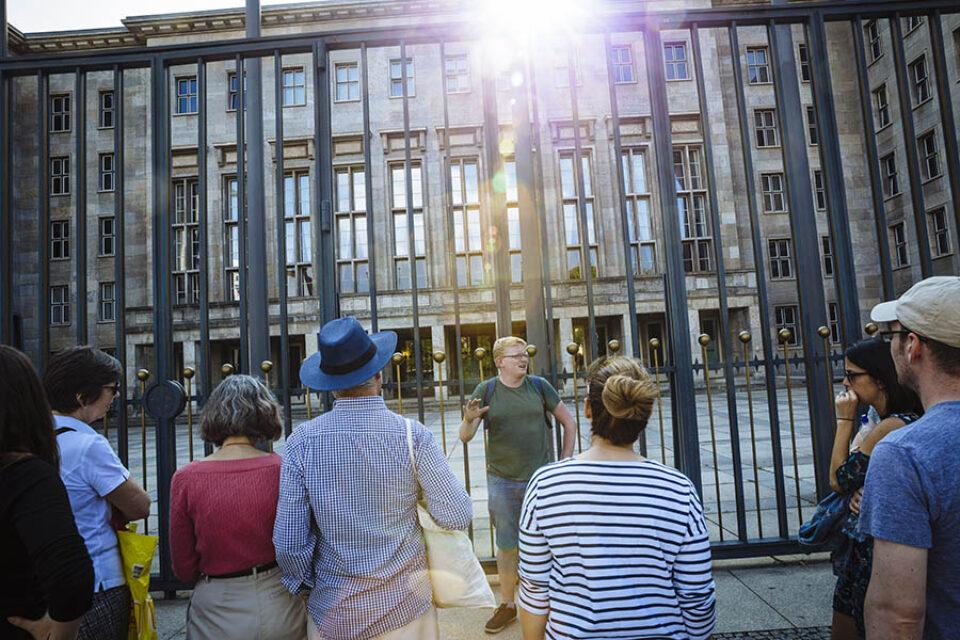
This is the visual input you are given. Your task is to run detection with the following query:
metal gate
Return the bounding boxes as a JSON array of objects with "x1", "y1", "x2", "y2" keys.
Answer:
[{"x1": 2, "y1": 0, "x2": 959, "y2": 591}]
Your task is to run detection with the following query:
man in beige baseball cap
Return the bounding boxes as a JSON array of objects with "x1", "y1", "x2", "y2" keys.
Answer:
[{"x1": 857, "y1": 276, "x2": 960, "y2": 639}]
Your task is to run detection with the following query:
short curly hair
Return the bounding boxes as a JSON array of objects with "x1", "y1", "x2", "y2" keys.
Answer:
[
  {"x1": 200, "y1": 375, "x2": 283, "y2": 447},
  {"x1": 585, "y1": 356, "x2": 657, "y2": 447},
  {"x1": 493, "y1": 336, "x2": 527, "y2": 363}
]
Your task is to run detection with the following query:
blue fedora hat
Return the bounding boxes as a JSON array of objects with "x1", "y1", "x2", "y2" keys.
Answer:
[{"x1": 300, "y1": 316, "x2": 397, "y2": 391}]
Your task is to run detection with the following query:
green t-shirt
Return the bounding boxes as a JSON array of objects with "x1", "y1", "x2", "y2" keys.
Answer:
[{"x1": 470, "y1": 376, "x2": 561, "y2": 482}]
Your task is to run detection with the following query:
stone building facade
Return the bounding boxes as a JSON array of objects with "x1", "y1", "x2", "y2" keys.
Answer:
[{"x1": 5, "y1": 0, "x2": 959, "y2": 395}]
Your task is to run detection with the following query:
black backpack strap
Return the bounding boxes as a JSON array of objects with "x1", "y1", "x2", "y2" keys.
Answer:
[
  {"x1": 481, "y1": 377, "x2": 497, "y2": 430},
  {"x1": 55, "y1": 427, "x2": 76, "y2": 436}
]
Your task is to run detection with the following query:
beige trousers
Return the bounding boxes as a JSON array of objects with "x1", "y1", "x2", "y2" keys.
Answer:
[
  {"x1": 307, "y1": 605, "x2": 438, "y2": 640},
  {"x1": 186, "y1": 566, "x2": 306, "y2": 640}
]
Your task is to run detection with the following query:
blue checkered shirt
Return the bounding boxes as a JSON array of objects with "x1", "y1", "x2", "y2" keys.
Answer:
[{"x1": 273, "y1": 395, "x2": 473, "y2": 639}]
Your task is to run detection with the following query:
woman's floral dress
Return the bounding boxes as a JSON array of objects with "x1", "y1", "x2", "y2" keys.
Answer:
[{"x1": 831, "y1": 412, "x2": 918, "y2": 638}]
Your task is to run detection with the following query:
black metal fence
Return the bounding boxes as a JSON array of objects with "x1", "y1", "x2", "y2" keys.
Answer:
[{"x1": 1, "y1": 0, "x2": 959, "y2": 591}]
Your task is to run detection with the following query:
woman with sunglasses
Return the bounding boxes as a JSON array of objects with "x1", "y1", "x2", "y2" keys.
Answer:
[
  {"x1": 828, "y1": 337, "x2": 922, "y2": 640},
  {"x1": 43, "y1": 346, "x2": 151, "y2": 640}
]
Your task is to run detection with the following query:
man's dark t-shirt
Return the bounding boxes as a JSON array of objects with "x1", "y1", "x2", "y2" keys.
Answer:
[{"x1": 470, "y1": 376, "x2": 561, "y2": 482}]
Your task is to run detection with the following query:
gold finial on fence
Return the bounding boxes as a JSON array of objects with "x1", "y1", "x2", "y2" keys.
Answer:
[
  {"x1": 221, "y1": 363, "x2": 234, "y2": 377},
  {"x1": 473, "y1": 348, "x2": 486, "y2": 383},
  {"x1": 565, "y1": 343, "x2": 582, "y2": 453},
  {"x1": 648, "y1": 338, "x2": 665, "y2": 464},
  {"x1": 526, "y1": 344, "x2": 537, "y2": 375},
  {"x1": 260, "y1": 360, "x2": 273, "y2": 390},
  {"x1": 864, "y1": 322, "x2": 879, "y2": 336},
  {"x1": 183, "y1": 367, "x2": 195, "y2": 462},
  {"x1": 738, "y1": 331, "x2": 751, "y2": 344},
  {"x1": 392, "y1": 352, "x2": 405, "y2": 414},
  {"x1": 698, "y1": 333, "x2": 711, "y2": 347},
  {"x1": 817, "y1": 326, "x2": 831, "y2": 339},
  {"x1": 136, "y1": 369, "x2": 150, "y2": 534},
  {"x1": 607, "y1": 339, "x2": 621, "y2": 354},
  {"x1": 433, "y1": 351, "x2": 447, "y2": 454},
  {"x1": 777, "y1": 329, "x2": 793, "y2": 344}
]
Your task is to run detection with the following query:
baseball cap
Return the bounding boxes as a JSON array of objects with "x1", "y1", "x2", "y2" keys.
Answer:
[{"x1": 870, "y1": 276, "x2": 960, "y2": 348}]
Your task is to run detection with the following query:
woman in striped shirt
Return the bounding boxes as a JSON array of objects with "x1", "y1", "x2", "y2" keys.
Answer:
[{"x1": 518, "y1": 356, "x2": 715, "y2": 640}]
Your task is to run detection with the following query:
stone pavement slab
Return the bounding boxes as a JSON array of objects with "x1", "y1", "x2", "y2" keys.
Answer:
[{"x1": 154, "y1": 555, "x2": 835, "y2": 639}]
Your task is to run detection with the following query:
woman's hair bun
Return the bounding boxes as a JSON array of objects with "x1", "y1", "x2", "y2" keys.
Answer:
[{"x1": 601, "y1": 373, "x2": 655, "y2": 422}]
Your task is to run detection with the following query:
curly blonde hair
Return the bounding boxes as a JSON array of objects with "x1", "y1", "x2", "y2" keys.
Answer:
[
  {"x1": 585, "y1": 356, "x2": 656, "y2": 446},
  {"x1": 492, "y1": 336, "x2": 527, "y2": 363}
]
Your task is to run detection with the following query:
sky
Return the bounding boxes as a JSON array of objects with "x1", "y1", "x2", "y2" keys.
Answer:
[{"x1": 8, "y1": 0, "x2": 294, "y2": 33}]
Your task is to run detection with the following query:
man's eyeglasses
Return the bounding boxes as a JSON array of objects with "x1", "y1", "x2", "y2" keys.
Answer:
[
  {"x1": 501, "y1": 353, "x2": 528, "y2": 361},
  {"x1": 878, "y1": 329, "x2": 926, "y2": 343},
  {"x1": 843, "y1": 370, "x2": 870, "y2": 381}
]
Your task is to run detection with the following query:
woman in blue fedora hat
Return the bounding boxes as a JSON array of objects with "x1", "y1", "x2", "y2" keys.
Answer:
[{"x1": 276, "y1": 316, "x2": 474, "y2": 640}]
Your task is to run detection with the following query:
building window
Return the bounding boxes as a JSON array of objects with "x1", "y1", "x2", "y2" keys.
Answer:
[
  {"x1": 774, "y1": 305, "x2": 800, "y2": 346},
  {"x1": 99, "y1": 217, "x2": 115, "y2": 257},
  {"x1": 389, "y1": 58, "x2": 415, "y2": 98},
  {"x1": 919, "y1": 131, "x2": 941, "y2": 181},
  {"x1": 675, "y1": 145, "x2": 712, "y2": 273},
  {"x1": 335, "y1": 166, "x2": 369, "y2": 294},
  {"x1": 663, "y1": 43, "x2": 687, "y2": 81},
  {"x1": 98, "y1": 282, "x2": 115, "y2": 322},
  {"x1": 176, "y1": 76, "x2": 198, "y2": 115},
  {"x1": 50, "y1": 220, "x2": 70, "y2": 260},
  {"x1": 553, "y1": 50, "x2": 581, "y2": 88},
  {"x1": 444, "y1": 55, "x2": 470, "y2": 94},
  {"x1": 797, "y1": 44, "x2": 811, "y2": 82},
  {"x1": 224, "y1": 177, "x2": 240, "y2": 301},
  {"x1": 282, "y1": 67, "x2": 306, "y2": 106},
  {"x1": 227, "y1": 72, "x2": 246, "y2": 111},
  {"x1": 334, "y1": 63, "x2": 359, "y2": 102},
  {"x1": 99, "y1": 91, "x2": 114, "y2": 129},
  {"x1": 866, "y1": 20, "x2": 882, "y2": 62},
  {"x1": 746, "y1": 47, "x2": 770, "y2": 84},
  {"x1": 622, "y1": 148, "x2": 656, "y2": 275},
  {"x1": 391, "y1": 162, "x2": 426, "y2": 288},
  {"x1": 172, "y1": 177, "x2": 199, "y2": 304},
  {"x1": 50, "y1": 286, "x2": 70, "y2": 326},
  {"x1": 504, "y1": 160, "x2": 523, "y2": 283},
  {"x1": 761, "y1": 172, "x2": 786, "y2": 213},
  {"x1": 560, "y1": 153, "x2": 598, "y2": 279},
  {"x1": 890, "y1": 222, "x2": 909, "y2": 267},
  {"x1": 821, "y1": 235, "x2": 834, "y2": 277},
  {"x1": 806, "y1": 106, "x2": 819, "y2": 146},
  {"x1": 909, "y1": 56, "x2": 930, "y2": 105},
  {"x1": 98, "y1": 153, "x2": 115, "y2": 192},
  {"x1": 754, "y1": 109, "x2": 779, "y2": 148},
  {"x1": 50, "y1": 94, "x2": 71, "y2": 132},
  {"x1": 611, "y1": 45, "x2": 635, "y2": 83},
  {"x1": 768, "y1": 238, "x2": 793, "y2": 279},
  {"x1": 50, "y1": 156, "x2": 69, "y2": 196},
  {"x1": 881, "y1": 153, "x2": 899, "y2": 197},
  {"x1": 828, "y1": 302, "x2": 840, "y2": 344},
  {"x1": 814, "y1": 169, "x2": 826, "y2": 210},
  {"x1": 874, "y1": 84, "x2": 890, "y2": 129},
  {"x1": 450, "y1": 158, "x2": 484, "y2": 287},
  {"x1": 928, "y1": 207, "x2": 951, "y2": 257},
  {"x1": 905, "y1": 15, "x2": 924, "y2": 33},
  {"x1": 284, "y1": 171, "x2": 314, "y2": 298}
]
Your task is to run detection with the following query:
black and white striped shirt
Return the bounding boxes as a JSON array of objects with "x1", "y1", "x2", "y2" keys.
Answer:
[{"x1": 518, "y1": 458, "x2": 715, "y2": 639}]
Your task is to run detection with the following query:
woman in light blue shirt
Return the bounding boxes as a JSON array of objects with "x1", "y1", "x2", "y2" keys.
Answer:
[{"x1": 43, "y1": 346, "x2": 151, "y2": 640}]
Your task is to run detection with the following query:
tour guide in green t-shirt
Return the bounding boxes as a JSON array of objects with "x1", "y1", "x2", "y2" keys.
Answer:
[{"x1": 459, "y1": 336, "x2": 577, "y2": 634}]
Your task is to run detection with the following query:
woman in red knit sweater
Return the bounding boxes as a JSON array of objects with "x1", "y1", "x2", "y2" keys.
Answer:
[{"x1": 169, "y1": 375, "x2": 306, "y2": 639}]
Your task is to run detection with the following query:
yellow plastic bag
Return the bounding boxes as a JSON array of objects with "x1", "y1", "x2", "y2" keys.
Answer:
[{"x1": 117, "y1": 523, "x2": 159, "y2": 640}]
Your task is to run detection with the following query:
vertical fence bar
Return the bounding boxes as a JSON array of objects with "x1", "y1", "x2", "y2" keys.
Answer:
[
  {"x1": 274, "y1": 50, "x2": 292, "y2": 435},
  {"x1": 851, "y1": 16, "x2": 895, "y2": 300},
  {"x1": 643, "y1": 22, "x2": 702, "y2": 491},
  {"x1": 113, "y1": 66, "x2": 129, "y2": 466},
  {"x1": 197, "y1": 58, "x2": 211, "y2": 455},
  {"x1": 927, "y1": 10, "x2": 960, "y2": 256},
  {"x1": 360, "y1": 43, "x2": 379, "y2": 332},
  {"x1": 691, "y1": 22, "x2": 748, "y2": 540},
  {"x1": 74, "y1": 68, "x2": 87, "y2": 344},
  {"x1": 39, "y1": 71, "x2": 50, "y2": 369},
  {"x1": 699, "y1": 334, "x2": 724, "y2": 540},
  {"x1": 235, "y1": 54, "x2": 249, "y2": 373},
  {"x1": 566, "y1": 44, "x2": 599, "y2": 364},
  {"x1": 399, "y1": 44, "x2": 425, "y2": 422},
  {"x1": 888, "y1": 14, "x2": 933, "y2": 277},
  {"x1": 728, "y1": 24, "x2": 784, "y2": 538},
  {"x1": 603, "y1": 32, "x2": 640, "y2": 361},
  {"x1": 0, "y1": 67, "x2": 10, "y2": 345},
  {"x1": 806, "y1": 12, "x2": 861, "y2": 346},
  {"x1": 314, "y1": 39, "x2": 337, "y2": 329}
]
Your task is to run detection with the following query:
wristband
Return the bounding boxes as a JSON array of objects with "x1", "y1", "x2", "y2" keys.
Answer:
[{"x1": 837, "y1": 417, "x2": 854, "y2": 422}]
